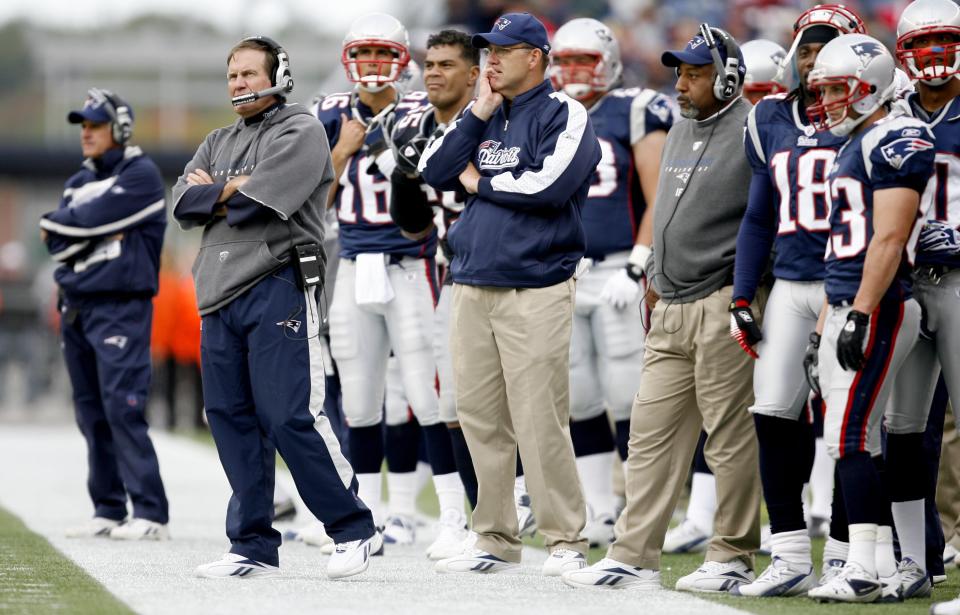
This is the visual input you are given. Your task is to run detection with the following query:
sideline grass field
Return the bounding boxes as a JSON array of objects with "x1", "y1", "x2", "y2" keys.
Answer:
[{"x1": 0, "y1": 505, "x2": 134, "y2": 615}]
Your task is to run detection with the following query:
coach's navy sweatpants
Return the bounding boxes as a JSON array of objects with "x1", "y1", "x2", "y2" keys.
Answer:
[
  {"x1": 61, "y1": 297, "x2": 169, "y2": 524},
  {"x1": 201, "y1": 266, "x2": 374, "y2": 566}
]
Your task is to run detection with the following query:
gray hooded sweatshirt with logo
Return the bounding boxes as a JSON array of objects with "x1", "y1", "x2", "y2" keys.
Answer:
[
  {"x1": 172, "y1": 104, "x2": 332, "y2": 315},
  {"x1": 648, "y1": 97, "x2": 752, "y2": 303}
]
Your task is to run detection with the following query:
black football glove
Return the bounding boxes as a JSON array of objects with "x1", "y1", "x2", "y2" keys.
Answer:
[
  {"x1": 395, "y1": 134, "x2": 429, "y2": 177},
  {"x1": 837, "y1": 310, "x2": 870, "y2": 371},
  {"x1": 729, "y1": 299, "x2": 763, "y2": 359},
  {"x1": 803, "y1": 331, "x2": 821, "y2": 396}
]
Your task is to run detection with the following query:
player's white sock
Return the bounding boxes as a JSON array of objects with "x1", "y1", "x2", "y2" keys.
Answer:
[
  {"x1": 357, "y1": 472, "x2": 384, "y2": 527},
  {"x1": 432, "y1": 472, "x2": 466, "y2": 517},
  {"x1": 876, "y1": 525, "x2": 897, "y2": 578},
  {"x1": 770, "y1": 528, "x2": 812, "y2": 567},
  {"x1": 892, "y1": 499, "x2": 925, "y2": 568},
  {"x1": 415, "y1": 461, "x2": 432, "y2": 497},
  {"x1": 823, "y1": 535, "x2": 849, "y2": 564},
  {"x1": 686, "y1": 472, "x2": 716, "y2": 535},
  {"x1": 848, "y1": 523, "x2": 878, "y2": 576},
  {"x1": 809, "y1": 438, "x2": 835, "y2": 520},
  {"x1": 387, "y1": 471, "x2": 417, "y2": 518},
  {"x1": 575, "y1": 451, "x2": 617, "y2": 520},
  {"x1": 514, "y1": 475, "x2": 527, "y2": 500}
]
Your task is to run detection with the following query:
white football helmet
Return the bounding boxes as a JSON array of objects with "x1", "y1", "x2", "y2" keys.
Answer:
[
  {"x1": 549, "y1": 18, "x2": 622, "y2": 100},
  {"x1": 807, "y1": 33, "x2": 897, "y2": 136},
  {"x1": 778, "y1": 4, "x2": 867, "y2": 86},
  {"x1": 742, "y1": 39, "x2": 789, "y2": 101},
  {"x1": 896, "y1": 0, "x2": 960, "y2": 86},
  {"x1": 341, "y1": 13, "x2": 411, "y2": 93}
]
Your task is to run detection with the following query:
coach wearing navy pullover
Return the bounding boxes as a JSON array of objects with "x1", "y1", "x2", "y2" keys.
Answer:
[
  {"x1": 40, "y1": 89, "x2": 169, "y2": 541},
  {"x1": 420, "y1": 12, "x2": 601, "y2": 577}
]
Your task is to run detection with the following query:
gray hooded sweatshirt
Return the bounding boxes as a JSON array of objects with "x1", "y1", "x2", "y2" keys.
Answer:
[
  {"x1": 172, "y1": 104, "x2": 333, "y2": 315},
  {"x1": 648, "y1": 97, "x2": 752, "y2": 303}
]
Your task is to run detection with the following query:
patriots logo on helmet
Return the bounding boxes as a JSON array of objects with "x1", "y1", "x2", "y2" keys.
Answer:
[
  {"x1": 880, "y1": 137, "x2": 933, "y2": 170},
  {"x1": 595, "y1": 28, "x2": 613, "y2": 43},
  {"x1": 495, "y1": 17, "x2": 511, "y2": 31},
  {"x1": 851, "y1": 41, "x2": 885, "y2": 68},
  {"x1": 771, "y1": 50, "x2": 786, "y2": 66}
]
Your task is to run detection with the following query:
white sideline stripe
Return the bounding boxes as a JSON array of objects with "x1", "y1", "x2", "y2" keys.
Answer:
[
  {"x1": 489, "y1": 93, "x2": 587, "y2": 196},
  {"x1": 39, "y1": 199, "x2": 165, "y2": 238}
]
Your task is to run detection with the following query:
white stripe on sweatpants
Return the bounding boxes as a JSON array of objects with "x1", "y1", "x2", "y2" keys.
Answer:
[{"x1": 304, "y1": 288, "x2": 354, "y2": 490}]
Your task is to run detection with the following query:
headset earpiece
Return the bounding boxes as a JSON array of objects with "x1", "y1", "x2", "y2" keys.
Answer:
[
  {"x1": 90, "y1": 88, "x2": 133, "y2": 145},
  {"x1": 699, "y1": 24, "x2": 741, "y2": 101},
  {"x1": 241, "y1": 35, "x2": 295, "y2": 95}
]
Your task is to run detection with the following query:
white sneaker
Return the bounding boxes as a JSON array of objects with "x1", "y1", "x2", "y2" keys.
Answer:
[
  {"x1": 382, "y1": 514, "x2": 416, "y2": 545},
  {"x1": 195, "y1": 553, "x2": 279, "y2": 579},
  {"x1": 426, "y1": 509, "x2": 469, "y2": 561},
  {"x1": 283, "y1": 520, "x2": 335, "y2": 554},
  {"x1": 758, "y1": 524, "x2": 772, "y2": 556},
  {"x1": 730, "y1": 557, "x2": 815, "y2": 597},
  {"x1": 582, "y1": 514, "x2": 615, "y2": 548},
  {"x1": 662, "y1": 520, "x2": 708, "y2": 554},
  {"x1": 819, "y1": 558, "x2": 846, "y2": 586},
  {"x1": 542, "y1": 548, "x2": 586, "y2": 576},
  {"x1": 897, "y1": 557, "x2": 931, "y2": 599},
  {"x1": 946, "y1": 544, "x2": 958, "y2": 567},
  {"x1": 562, "y1": 557, "x2": 661, "y2": 590},
  {"x1": 65, "y1": 517, "x2": 120, "y2": 538},
  {"x1": 435, "y1": 548, "x2": 519, "y2": 574},
  {"x1": 933, "y1": 595, "x2": 960, "y2": 615},
  {"x1": 807, "y1": 562, "x2": 880, "y2": 603},
  {"x1": 675, "y1": 560, "x2": 755, "y2": 593},
  {"x1": 109, "y1": 518, "x2": 169, "y2": 541},
  {"x1": 878, "y1": 570, "x2": 903, "y2": 603},
  {"x1": 326, "y1": 532, "x2": 383, "y2": 580},
  {"x1": 516, "y1": 494, "x2": 537, "y2": 538},
  {"x1": 273, "y1": 498, "x2": 296, "y2": 522}
]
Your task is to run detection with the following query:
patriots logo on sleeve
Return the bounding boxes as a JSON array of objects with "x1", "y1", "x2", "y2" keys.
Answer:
[
  {"x1": 650, "y1": 97, "x2": 673, "y2": 124},
  {"x1": 880, "y1": 136, "x2": 933, "y2": 169},
  {"x1": 852, "y1": 42, "x2": 885, "y2": 68}
]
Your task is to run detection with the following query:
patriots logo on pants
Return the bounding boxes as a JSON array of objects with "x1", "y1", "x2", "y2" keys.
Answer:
[{"x1": 880, "y1": 137, "x2": 933, "y2": 170}]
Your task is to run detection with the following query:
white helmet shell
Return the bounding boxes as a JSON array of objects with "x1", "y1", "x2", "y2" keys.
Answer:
[
  {"x1": 896, "y1": 0, "x2": 960, "y2": 86},
  {"x1": 742, "y1": 39, "x2": 789, "y2": 99},
  {"x1": 549, "y1": 18, "x2": 622, "y2": 99},
  {"x1": 807, "y1": 33, "x2": 897, "y2": 136},
  {"x1": 342, "y1": 13, "x2": 411, "y2": 93}
]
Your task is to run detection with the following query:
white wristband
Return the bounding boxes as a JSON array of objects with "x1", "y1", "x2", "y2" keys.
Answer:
[{"x1": 628, "y1": 243, "x2": 652, "y2": 269}]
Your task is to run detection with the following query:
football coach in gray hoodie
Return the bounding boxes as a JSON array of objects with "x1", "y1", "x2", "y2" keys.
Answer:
[
  {"x1": 172, "y1": 36, "x2": 378, "y2": 581},
  {"x1": 564, "y1": 26, "x2": 763, "y2": 592}
]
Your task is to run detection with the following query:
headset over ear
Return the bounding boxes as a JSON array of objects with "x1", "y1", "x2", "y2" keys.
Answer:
[
  {"x1": 90, "y1": 88, "x2": 133, "y2": 145},
  {"x1": 242, "y1": 35, "x2": 294, "y2": 95},
  {"x1": 699, "y1": 24, "x2": 742, "y2": 101}
]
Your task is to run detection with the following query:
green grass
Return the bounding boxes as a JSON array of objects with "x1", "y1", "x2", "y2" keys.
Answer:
[{"x1": 0, "y1": 506, "x2": 134, "y2": 615}]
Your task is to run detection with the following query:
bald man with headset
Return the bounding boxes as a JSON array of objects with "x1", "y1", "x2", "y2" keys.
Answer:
[
  {"x1": 564, "y1": 25, "x2": 763, "y2": 592},
  {"x1": 172, "y1": 36, "x2": 378, "y2": 581}
]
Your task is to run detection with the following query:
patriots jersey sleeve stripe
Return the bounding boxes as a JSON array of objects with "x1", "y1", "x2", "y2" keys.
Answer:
[
  {"x1": 745, "y1": 104, "x2": 767, "y2": 166},
  {"x1": 48, "y1": 238, "x2": 91, "y2": 262},
  {"x1": 41, "y1": 197, "x2": 165, "y2": 238}
]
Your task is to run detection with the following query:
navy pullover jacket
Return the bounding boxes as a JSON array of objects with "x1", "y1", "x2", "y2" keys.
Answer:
[{"x1": 419, "y1": 80, "x2": 601, "y2": 288}]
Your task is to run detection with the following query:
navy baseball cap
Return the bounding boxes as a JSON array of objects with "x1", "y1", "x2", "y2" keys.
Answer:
[
  {"x1": 67, "y1": 89, "x2": 133, "y2": 124},
  {"x1": 472, "y1": 13, "x2": 551, "y2": 54},
  {"x1": 662, "y1": 32, "x2": 746, "y2": 82}
]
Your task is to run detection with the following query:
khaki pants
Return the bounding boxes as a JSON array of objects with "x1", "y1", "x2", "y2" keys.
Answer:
[
  {"x1": 938, "y1": 408, "x2": 960, "y2": 549},
  {"x1": 608, "y1": 285, "x2": 762, "y2": 570},
  {"x1": 451, "y1": 280, "x2": 587, "y2": 561}
]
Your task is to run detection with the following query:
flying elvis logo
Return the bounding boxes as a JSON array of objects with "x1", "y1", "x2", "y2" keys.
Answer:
[
  {"x1": 880, "y1": 136, "x2": 933, "y2": 170},
  {"x1": 495, "y1": 17, "x2": 511, "y2": 30},
  {"x1": 852, "y1": 41, "x2": 885, "y2": 68},
  {"x1": 478, "y1": 140, "x2": 521, "y2": 170}
]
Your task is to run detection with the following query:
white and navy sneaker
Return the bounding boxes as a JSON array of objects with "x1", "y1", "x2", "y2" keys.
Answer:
[
  {"x1": 675, "y1": 560, "x2": 755, "y2": 593},
  {"x1": 382, "y1": 514, "x2": 416, "y2": 545},
  {"x1": 542, "y1": 548, "x2": 586, "y2": 576},
  {"x1": 662, "y1": 520, "x2": 708, "y2": 554},
  {"x1": 109, "y1": 518, "x2": 169, "y2": 541},
  {"x1": 819, "y1": 558, "x2": 846, "y2": 586},
  {"x1": 730, "y1": 557, "x2": 816, "y2": 597},
  {"x1": 807, "y1": 562, "x2": 880, "y2": 603},
  {"x1": 283, "y1": 520, "x2": 335, "y2": 554},
  {"x1": 195, "y1": 553, "x2": 279, "y2": 579},
  {"x1": 944, "y1": 544, "x2": 958, "y2": 567},
  {"x1": 425, "y1": 509, "x2": 469, "y2": 561},
  {"x1": 516, "y1": 494, "x2": 537, "y2": 538},
  {"x1": 898, "y1": 557, "x2": 931, "y2": 599},
  {"x1": 878, "y1": 570, "x2": 904, "y2": 603},
  {"x1": 932, "y1": 595, "x2": 960, "y2": 615},
  {"x1": 65, "y1": 517, "x2": 120, "y2": 538},
  {"x1": 273, "y1": 498, "x2": 297, "y2": 522},
  {"x1": 327, "y1": 532, "x2": 383, "y2": 580},
  {"x1": 561, "y1": 557, "x2": 661, "y2": 590},
  {"x1": 582, "y1": 514, "x2": 615, "y2": 548},
  {"x1": 435, "y1": 548, "x2": 519, "y2": 574}
]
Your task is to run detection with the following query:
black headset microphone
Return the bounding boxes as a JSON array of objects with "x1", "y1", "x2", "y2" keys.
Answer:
[{"x1": 231, "y1": 36, "x2": 295, "y2": 108}]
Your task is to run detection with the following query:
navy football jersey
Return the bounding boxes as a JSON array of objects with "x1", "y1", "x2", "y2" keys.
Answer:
[
  {"x1": 316, "y1": 90, "x2": 437, "y2": 259},
  {"x1": 824, "y1": 115, "x2": 936, "y2": 304},
  {"x1": 745, "y1": 94, "x2": 847, "y2": 281},
  {"x1": 904, "y1": 92, "x2": 960, "y2": 268},
  {"x1": 582, "y1": 87, "x2": 676, "y2": 259}
]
